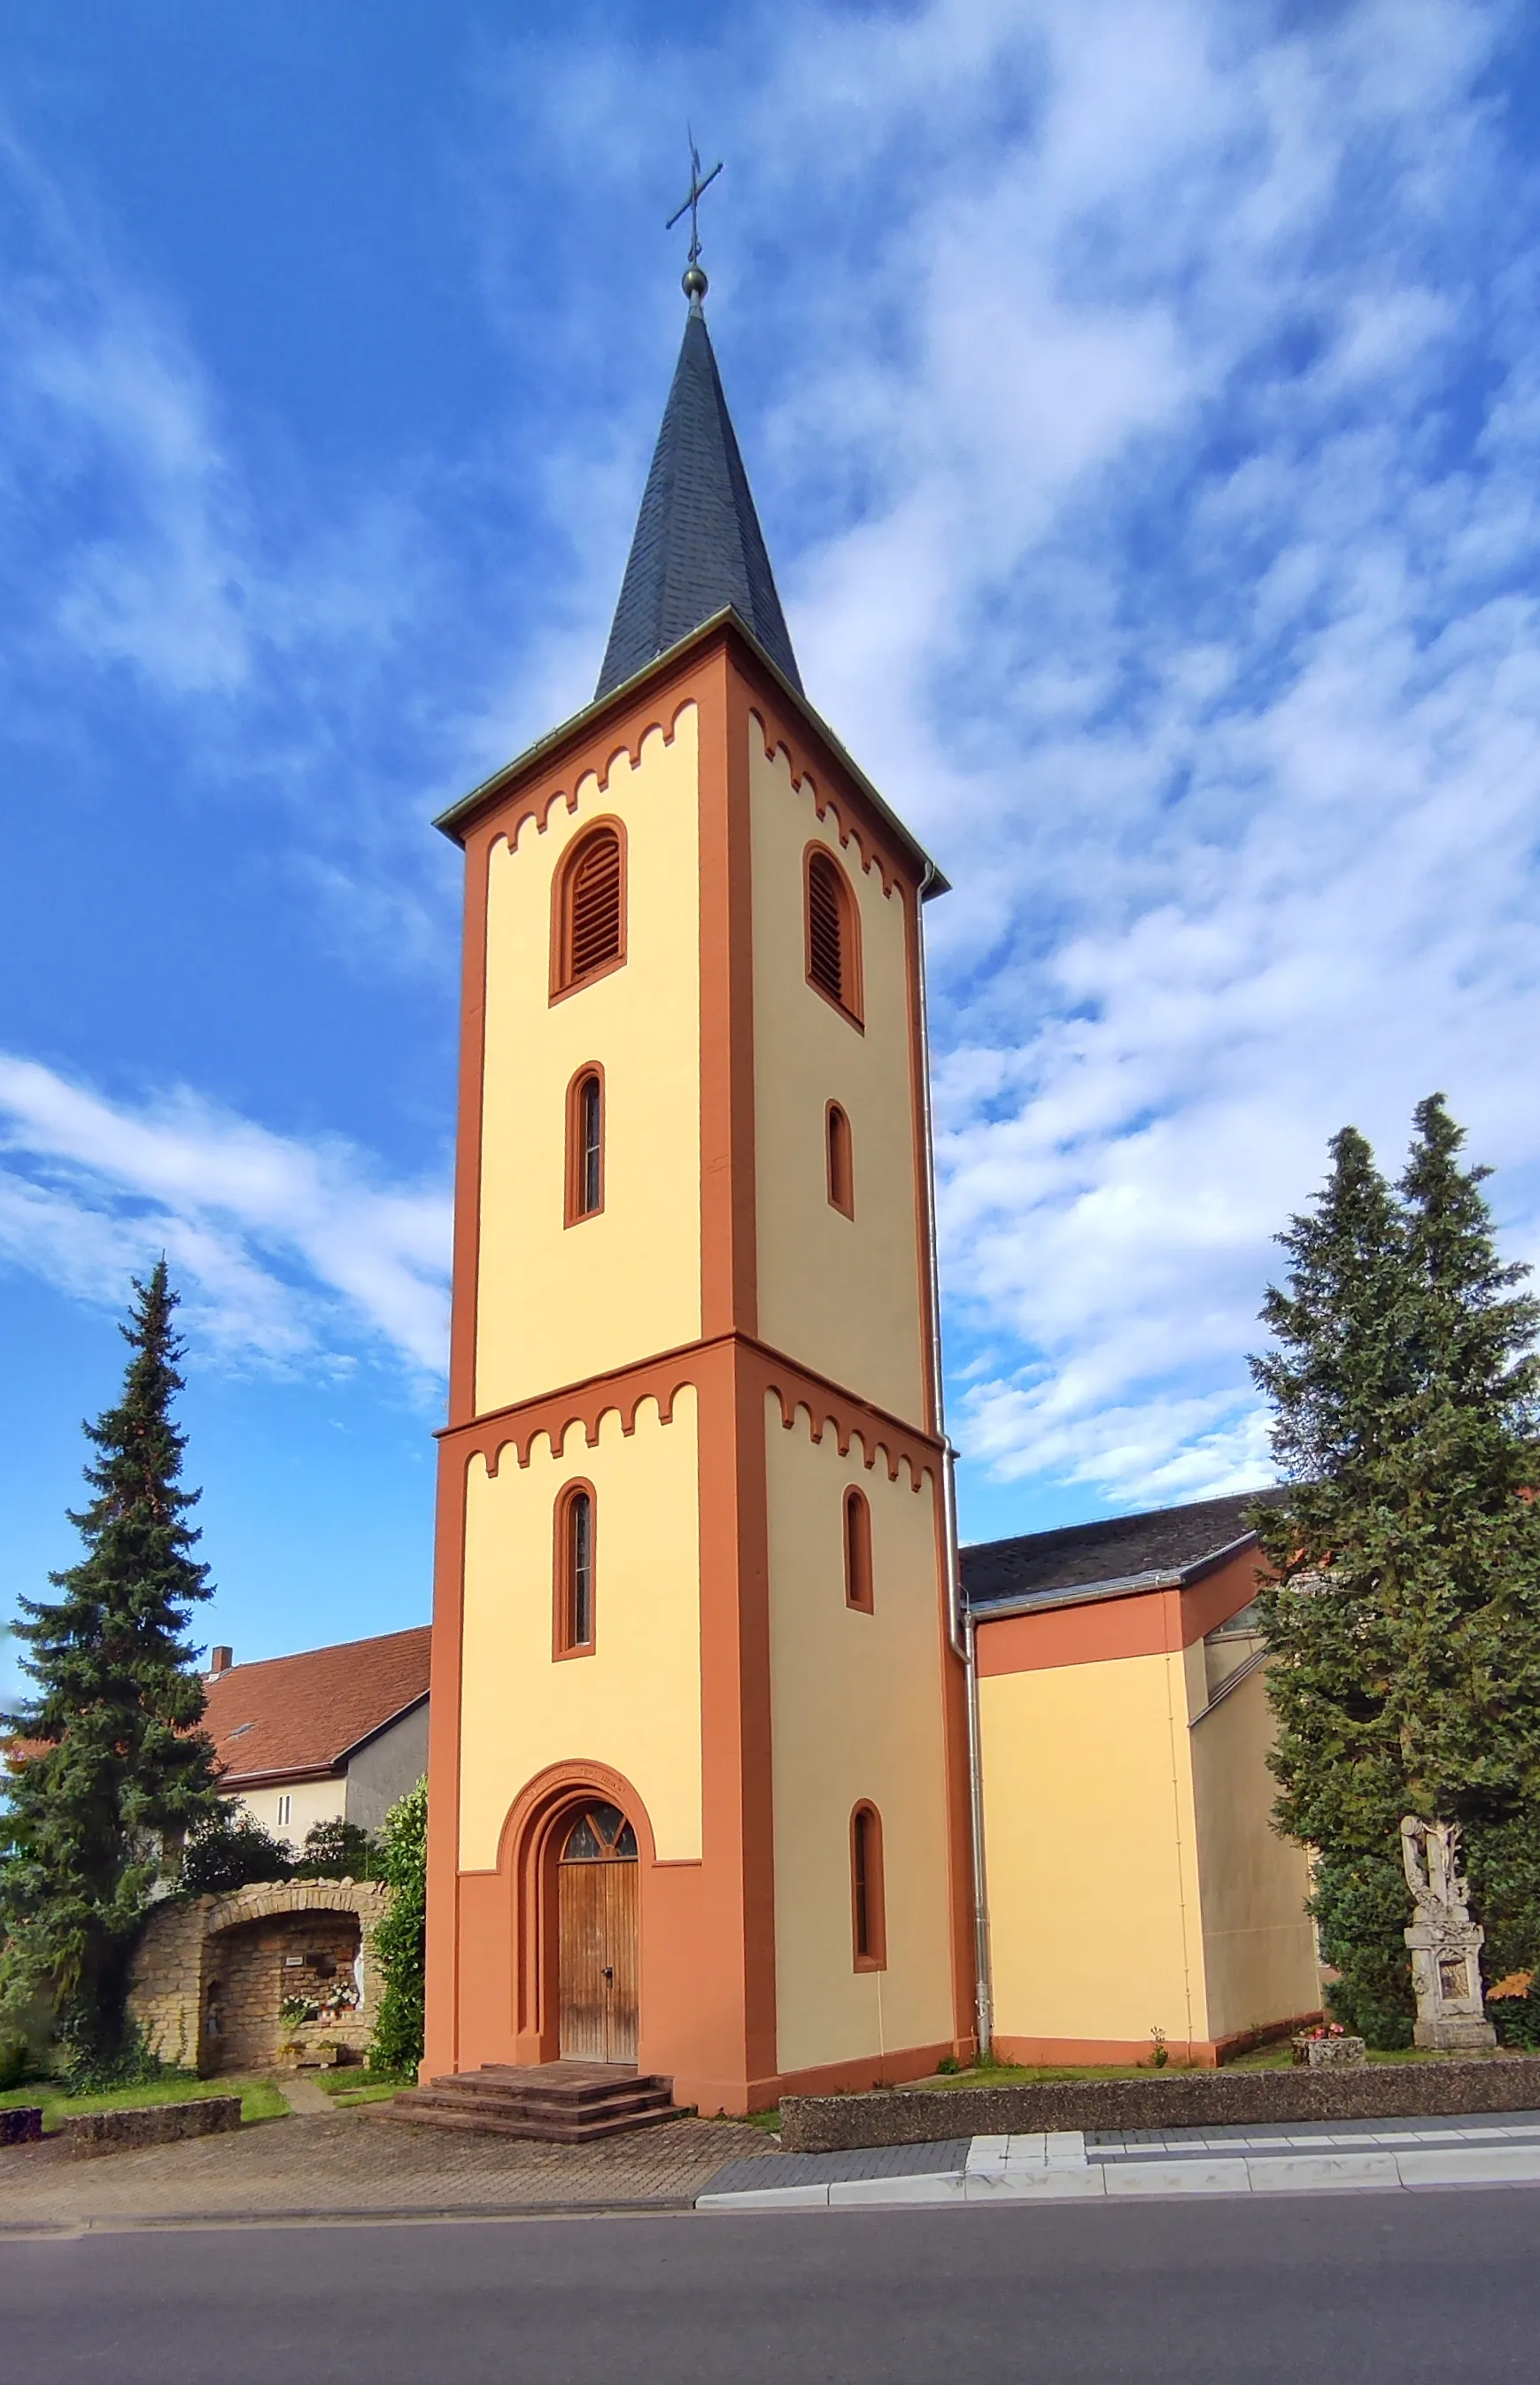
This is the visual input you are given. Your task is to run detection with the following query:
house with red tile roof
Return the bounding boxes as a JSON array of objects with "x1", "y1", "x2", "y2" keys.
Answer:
[{"x1": 203, "y1": 1625, "x2": 430, "y2": 1849}]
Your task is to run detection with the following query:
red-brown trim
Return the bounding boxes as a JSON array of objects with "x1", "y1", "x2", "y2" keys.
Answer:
[
  {"x1": 746, "y1": 692, "x2": 907, "y2": 901},
  {"x1": 439, "y1": 613, "x2": 936, "y2": 900},
  {"x1": 426, "y1": 623, "x2": 969, "y2": 2107},
  {"x1": 850, "y1": 1801, "x2": 887, "y2": 1971},
  {"x1": 902, "y1": 880, "x2": 940, "y2": 1436},
  {"x1": 992, "y1": 2014, "x2": 1324, "y2": 2072},
  {"x1": 844, "y1": 1484, "x2": 874, "y2": 1613},
  {"x1": 975, "y1": 1549, "x2": 1267, "y2": 1678},
  {"x1": 436, "y1": 1328, "x2": 944, "y2": 1484},
  {"x1": 764, "y1": 2039, "x2": 963, "y2": 2103},
  {"x1": 696, "y1": 647, "x2": 761, "y2": 1341},
  {"x1": 562, "y1": 1063, "x2": 606, "y2": 1227},
  {"x1": 455, "y1": 1760, "x2": 659, "y2": 2068},
  {"x1": 933, "y1": 1453, "x2": 981, "y2": 2064},
  {"x1": 549, "y1": 814, "x2": 629, "y2": 1003},
  {"x1": 551, "y1": 1477, "x2": 598, "y2": 1661},
  {"x1": 825, "y1": 1100, "x2": 855, "y2": 1219},
  {"x1": 447, "y1": 827, "x2": 494, "y2": 1430},
  {"x1": 803, "y1": 840, "x2": 865, "y2": 1031},
  {"x1": 422, "y1": 1428, "x2": 470, "y2": 2079}
]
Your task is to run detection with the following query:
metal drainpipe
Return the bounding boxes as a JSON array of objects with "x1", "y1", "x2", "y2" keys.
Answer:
[{"x1": 916, "y1": 861, "x2": 994, "y2": 2062}]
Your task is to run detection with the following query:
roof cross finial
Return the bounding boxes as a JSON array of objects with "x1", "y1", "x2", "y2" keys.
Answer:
[{"x1": 666, "y1": 133, "x2": 723, "y2": 311}]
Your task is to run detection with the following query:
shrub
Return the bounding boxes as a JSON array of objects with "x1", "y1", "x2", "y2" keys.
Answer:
[
  {"x1": 181, "y1": 1808, "x2": 290, "y2": 1895},
  {"x1": 1490, "y1": 1973, "x2": 1540, "y2": 2051},
  {"x1": 370, "y1": 1777, "x2": 426, "y2": 2077},
  {"x1": 290, "y1": 1818, "x2": 381, "y2": 1880}
]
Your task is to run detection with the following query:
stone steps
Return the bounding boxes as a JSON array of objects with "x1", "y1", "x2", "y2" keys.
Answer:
[{"x1": 391, "y1": 2060, "x2": 679, "y2": 2143}]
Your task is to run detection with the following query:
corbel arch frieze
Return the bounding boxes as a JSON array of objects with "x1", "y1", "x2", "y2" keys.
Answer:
[
  {"x1": 748, "y1": 704, "x2": 902, "y2": 900},
  {"x1": 460, "y1": 1370, "x2": 698, "y2": 1479},
  {"x1": 480, "y1": 699, "x2": 698, "y2": 864},
  {"x1": 763, "y1": 1379, "x2": 935, "y2": 1493}
]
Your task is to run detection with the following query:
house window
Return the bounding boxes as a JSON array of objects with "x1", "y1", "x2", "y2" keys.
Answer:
[
  {"x1": 553, "y1": 823, "x2": 626, "y2": 997},
  {"x1": 276, "y1": 1793, "x2": 292, "y2": 1829},
  {"x1": 826, "y1": 1102, "x2": 855, "y2": 1217},
  {"x1": 851, "y1": 1803, "x2": 886, "y2": 1970},
  {"x1": 566, "y1": 1067, "x2": 605, "y2": 1224},
  {"x1": 554, "y1": 1483, "x2": 597, "y2": 1658},
  {"x1": 844, "y1": 1485, "x2": 873, "y2": 1613},
  {"x1": 805, "y1": 847, "x2": 863, "y2": 1024}
]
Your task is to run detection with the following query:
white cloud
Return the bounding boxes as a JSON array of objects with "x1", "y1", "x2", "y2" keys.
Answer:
[
  {"x1": 7, "y1": 0, "x2": 1540, "y2": 1524},
  {"x1": 708, "y1": 0, "x2": 1540, "y2": 1509},
  {"x1": 0, "y1": 1057, "x2": 451, "y2": 1379}
]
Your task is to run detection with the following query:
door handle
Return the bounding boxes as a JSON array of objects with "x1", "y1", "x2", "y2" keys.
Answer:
[{"x1": 602, "y1": 1966, "x2": 614, "y2": 1981}]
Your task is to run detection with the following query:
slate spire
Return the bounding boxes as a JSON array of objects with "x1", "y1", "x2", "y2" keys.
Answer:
[{"x1": 595, "y1": 290, "x2": 802, "y2": 701}]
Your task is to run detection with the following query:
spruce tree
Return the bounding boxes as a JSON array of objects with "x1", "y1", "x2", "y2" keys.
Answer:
[
  {"x1": 0, "y1": 1263, "x2": 221, "y2": 2071},
  {"x1": 1251, "y1": 1098, "x2": 1540, "y2": 2043}
]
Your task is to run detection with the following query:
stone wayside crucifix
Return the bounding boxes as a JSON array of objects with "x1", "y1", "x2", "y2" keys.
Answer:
[{"x1": 1400, "y1": 1816, "x2": 1497, "y2": 2051}]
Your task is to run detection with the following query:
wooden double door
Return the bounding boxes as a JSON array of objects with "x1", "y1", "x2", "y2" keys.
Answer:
[{"x1": 557, "y1": 1803, "x2": 638, "y2": 2064}]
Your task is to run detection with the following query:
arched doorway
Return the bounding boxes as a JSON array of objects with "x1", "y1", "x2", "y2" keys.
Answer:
[{"x1": 557, "y1": 1801, "x2": 638, "y2": 2063}]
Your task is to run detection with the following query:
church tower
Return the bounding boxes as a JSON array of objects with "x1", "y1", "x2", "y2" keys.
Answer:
[{"x1": 423, "y1": 251, "x2": 975, "y2": 2112}]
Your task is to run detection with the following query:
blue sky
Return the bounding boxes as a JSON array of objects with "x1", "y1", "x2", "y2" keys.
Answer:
[{"x1": 4, "y1": 0, "x2": 1540, "y2": 1705}]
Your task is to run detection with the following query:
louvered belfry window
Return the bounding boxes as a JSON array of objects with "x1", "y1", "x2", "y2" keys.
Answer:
[
  {"x1": 558, "y1": 826, "x2": 624, "y2": 993},
  {"x1": 808, "y1": 851, "x2": 845, "y2": 1004}
]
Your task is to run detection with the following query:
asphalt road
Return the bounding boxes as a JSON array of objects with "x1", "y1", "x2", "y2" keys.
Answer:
[{"x1": 4, "y1": 2188, "x2": 1538, "y2": 2382}]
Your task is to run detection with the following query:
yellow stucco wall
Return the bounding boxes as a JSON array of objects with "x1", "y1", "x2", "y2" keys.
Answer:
[
  {"x1": 457, "y1": 1390, "x2": 702, "y2": 1870},
  {"x1": 222, "y1": 1778, "x2": 344, "y2": 1853},
  {"x1": 764, "y1": 1397, "x2": 955, "y2": 2072},
  {"x1": 979, "y1": 1653, "x2": 1210, "y2": 2049},
  {"x1": 476, "y1": 710, "x2": 701, "y2": 1416},
  {"x1": 749, "y1": 737, "x2": 928, "y2": 1427},
  {"x1": 1189, "y1": 1661, "x2": 1319, "y2": 2040}
]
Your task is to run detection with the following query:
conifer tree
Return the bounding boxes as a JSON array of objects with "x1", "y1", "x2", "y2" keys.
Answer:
[
  {"x1": 0, "y1": 1263, "x2": 220, "y2": 2071},
  {"x1": 1251, "y1": 1098, "x2": 1540, "y2": 2042}
]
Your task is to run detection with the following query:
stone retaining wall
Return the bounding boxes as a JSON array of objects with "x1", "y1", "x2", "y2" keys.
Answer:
[
  {"x1": 53, "y1": 2096, "x2": 243, "y2": 2159},
  {"x1": 0, "y1": 2107, "x2": 43, "y2": 2147},
  {"x1": 128, "y1": 1878, "x2": 391, "y2": 2075},
  {"x1": 779, "y1": 2056, "x2": 1540, "y2": 2152}
]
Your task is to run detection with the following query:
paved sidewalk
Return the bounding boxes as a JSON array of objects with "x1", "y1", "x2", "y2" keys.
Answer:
[
  {"x1": 0, "y1": 2103, "x2": 778, "y2": 2232},
  {"x1": 698, "y1": 2110, "x2": 1540, "y2": 2210}
]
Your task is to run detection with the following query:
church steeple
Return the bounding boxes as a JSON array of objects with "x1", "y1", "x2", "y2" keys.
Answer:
[{"x1": 594, "y1": 296, "x2": 802, "y2": 701}]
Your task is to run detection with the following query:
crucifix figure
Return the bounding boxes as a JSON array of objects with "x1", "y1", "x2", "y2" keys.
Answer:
[{"x1": 666, "y1": 136, "x2": 723, "y2": 306}]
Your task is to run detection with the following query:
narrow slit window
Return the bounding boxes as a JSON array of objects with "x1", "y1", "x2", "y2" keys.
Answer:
[
  {"x1": 827, "y1": 1102, "x2": 854, "y2": 1217},
  {"x1": 567, "y1": 1067, "x2": 605, "y2": 1224},
  {"x1": 844, "y1": 1486, "x2": 873, "y2": 1612},
  {"x1": 805, "y1": 848, "x2": 862, "y2": 1023},
  {"x1": 553, "y1": 824, "x2": 625, "y2": 996},
  {"x1": 851, "y1": 1803, "x2": 886, "y2": 1970},
  {"x1": 555, "y1": 1485, "x2": 596, "y2": 1657}
]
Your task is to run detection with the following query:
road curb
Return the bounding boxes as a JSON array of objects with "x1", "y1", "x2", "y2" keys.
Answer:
[{"x1": 0, "y1": 2195, "x2": 700, "y2": 2238}]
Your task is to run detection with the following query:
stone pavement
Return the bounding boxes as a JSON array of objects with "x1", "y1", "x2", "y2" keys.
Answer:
[
  {"x1": 698, "y1": 2110, "x2": 1540, "y2": 2209},
  {"x1": 0, "y1": 2093, "x2": 779, "y2": 2232}
]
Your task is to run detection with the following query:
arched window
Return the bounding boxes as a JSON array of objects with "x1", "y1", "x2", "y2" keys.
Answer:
[
  {"x1": 805, "y1": 847, "x2": 863, "y2": 1024},
  {"x1": 565, "y1": 1066, "x2": 605, "y2": 1225},
  {"x1": 844, "y1": 1485, "x2": 873, "y2": 1613},
  {"x1": 553, "y1": 823, "x2": 626, "y2": 998},
  {"x1": 826, "y1": 1102, "x2": 855, "y2": 1218},
  {"x1": 850, "y1": 1802, "x2": 886, "y2": 1971},
  {"x1": 553, "y1": 1483, "x2": 596, "y2": 1657}
]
